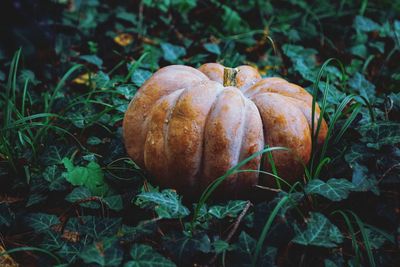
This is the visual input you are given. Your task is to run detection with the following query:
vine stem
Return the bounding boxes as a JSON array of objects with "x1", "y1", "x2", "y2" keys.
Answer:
[{"x1": 208, "y1": 201, "x2": 252, "y2": 265}]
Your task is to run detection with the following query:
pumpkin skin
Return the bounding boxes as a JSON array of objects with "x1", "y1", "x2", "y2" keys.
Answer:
[{"x1": 123, "y1": 63, "x2": 327, "y2": 197}]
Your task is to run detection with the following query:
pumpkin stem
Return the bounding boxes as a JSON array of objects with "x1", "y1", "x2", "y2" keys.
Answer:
[{"x1": 223, "y1": 67, "x2": 239, "y2": 87}]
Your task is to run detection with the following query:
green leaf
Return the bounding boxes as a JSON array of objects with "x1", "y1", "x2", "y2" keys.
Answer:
[
  {"x1": 213, "y1": 239, "x2": 230, "y2": 254},
  {"x1": 62, "y1": 158, "x2": 109, "y2": 196},
  {"x1": 65, "y1": 186, "x2": 100, "y2": 208},
  {"x1": 87, "y1": 136, "x2": 102, "y2": 145},
  {"x1": 203, "y1": 43, "x2": 221, "y2": 55},
  {"x1": 79, "y1": 237, "x2": 123, "y2": 267},
  {"x1": 58, "y1": 243, "x2": 81, "y2": 264},
  {"x1": 162, "y1": 231, "x2": 211, "y2": 264},
  {"x1": 388, "y1": 92, "x2": 400, "y2": 111},
  {"x1": 305, "y1": 178, "x2": 355, "y2": 201},
  {"x1": 221, "y1": 5, "x2": 248, "y2": 34},
  {"x1": 230, "y1": 231, "x2": 277, "y2": 267},
  {"x1": 0, "y1": 204, "x2": 14, "y2": 227},
  {"x1": 161, "y1": 43, "x2": 186, "y2": 63},
  {"x1": 359, "y1": 122, "x2": 400, "y2": 150},
  {"x1": 208, "y1": 200, "x2": 247, "y2": 219},
  {"x1": 19, "y1": 69, "x2": 41, "y2": 85},
  {"x1": 369, "y1": 41, "x2": 385, "y2": 53},
  {"x1": 324, "y1": 259, "x2": 339, "y2": 267},
  {"x1": 124, "y1": 244, "x2": 176, "y2": 267},
  {"x1": 282, "y1": 44, "x2": 318, "y2": 82},
  {"x1": 351, "y1": 163, "x2": 379, "y2": 195},
  {"x1": 80, "y1": 55, "x2": 103, "y2": 68},
  {"x1": 292, "y1": 212, "x2": 343, "y2": 248},
  {"x1": 43, "y1": 165, "x2": 67, "y2": 191},
  {"x1": 354, "y1": 16, "x2": 380, "y2": 32},
  {"x1": 345, "y1": 143, "x2": 373, "y2": 167},
  {"x1": 348, "y1": 72, "x2": 376, "y2": 103},
  {"x1": 25, "y1": 213, "x2": 60, "y2": 232},
  {"x1": 94, "y1": 71, "x2": 111, "y2": 88},
  {"x1": 26, "y1": 193, "x2": 47, "y2": 207},
  {"x1": 40, "y1": 145, "x2": 74, "y2": 166},
  {"x1": 119, "y1": 222, "x2": 157, "y2": 242},
  {"x1": 67, "y1": 216, "x2": 122, "y2": 239},
  {"x1": 349, "y1": 44, "x2": 367, "y2": 58},
  {"x1": 66, "y1": 187, "x2": 123, "y2": 211},
  {"x1": 135, "y1": 189, "x2": 190, "y2": 219},
  {"x1": 116, "y1": 11, "x2": 137, "y2": 24},
  {"x1": 41, "y1": 232, "x2": 64, "y2": 251},
  {"x1": 131, "y1": 69, "x2": 152, "y2": 87},
  {"x1": 116, "y1": 84, "x2": 137, "y2": 99},
  {"x1": 235, "y1": 231, "x2": 256, "y2": 260},
  {"x1": 103, "y1": 195, "x2": 123, "y2": 211}
]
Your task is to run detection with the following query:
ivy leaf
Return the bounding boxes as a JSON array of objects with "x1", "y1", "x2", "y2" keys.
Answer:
[
  {"x1": 324, "y1": 259, "x2": 339, "y2": 267},
  {"x1": 87, "y1": 136, "x2": 102, "y2": 145},
  {"x1": 41, "y1": 232, "x2": 64, "y2": 251},
  {"x1": 351, "y1": 163, "x2": 379, "y2": 195},
  {"x1": 161, "y1": 43, "x2": 186, "y2": 63},
  {"x1": 233, "y1": 231, "x2": 255, "y2": 262},
  {"x1": 359, "y1": 122, "x2": 400, "y2": 150},
  {"x1": 62, "y1": 158, "x2": 109, "y2": 196},
  {"x1": 135, "y1": 189, "x2": 190, "y2": 219},
  {"x1": 0, "y1": 204, "x2": 14, "y2": 227},
  {"x1": 354, "y1": 16, "x2": 380, "y2": 32},
  {"x1": 305, "y1": 178, "x2": 355, "y2": 201},
  {"x1": 230, "y1": 231, "x2": 277, "y2": 267},
  {"x1": 103, "y1": 195, "x2": 123, "y2": 211},
  {"x1": 131, "y1": 69, "x2": 152, "y2": 87},
  {"x1": 40, "y1": 145, "x2": 74, "y2": 166},
  {"x1": 364, "y1": 224, "x2": 395, "y2": 249},
  {"x1": 43, "y1": 165, "x2": 68, "y2": 191},
  {"x1": 68, "y1": 216, "x2": 122, "y2": 239},
  {"x1": 65, "y1": 187, "x2": 100, "y2": 209},
  {"x1": 66, "y1": 187, "x2": 123, "y2": 211},
  {"x1": 25, "y1": 213, "x2": 60, "y2": 232},
  {"x1": 116, "y1": 84, "x2": 137, "y2": 99},
  {"x1": 208, "y1": 200, "x2": 247, "y2": 219},
  {"x1": 349, "y1": 44, "x2": 367, "y2": 58},
  {"x1": 203, "y1": 43, "x2": 221, "y2": 55},
  {"x1": 80, "y1": 54, "x2": 103, "y2": 68},
  {"x1": 213, "y1": 239, "x2": 231, "y2": 254},
  {"x1": 124, "y1": 244, "x2": 176, "y2": 267},
  {"x1": 348, "y1": 72, "x2": 376, "y2": 103},
  {"x1": 18, "y1": 69, "x2": 41, "y2": 85},
  {"x1": 26, "y1": 193, "x2": 47, "y2": 207},
  {"x1": 388, "y1": 92, "x2": 400, "y2": 112},
  {"x1": 282, "y1": 44, "x2": 318, "y2": 82},
  {"x1": 58, "y1": 243, "x2": 82, "y2": 264},
  {"x1": 116, "y1": 11, "x2": 137, "y2": 24},
  {"x1": 292, "y1": 212, "x2": 343, "y2": 248},
  {"x1": 162, "y1": 231, "x2": 211, "y2": 265},
  {"x1": 344, "y1": 143, "x2": 373, "y2": 167},
  {"x1": 221, "y1": 5, "x2": 249, "y2": 35},
  {"x1": 79, "y1": 237, "x2": 123, "y2": 267},
  {"x1": 93, "y1": 71, "x2": 111, "y2": 88},
  {"x1": 119, "y1": 222, "x2": 157, "y2": 243}
]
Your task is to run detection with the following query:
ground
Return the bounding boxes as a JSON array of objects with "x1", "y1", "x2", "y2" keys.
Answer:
[{"x1": 0, "y1": 1, "x2": 399, "y2": 266}]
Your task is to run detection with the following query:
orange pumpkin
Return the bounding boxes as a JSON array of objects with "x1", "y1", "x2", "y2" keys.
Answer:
[{"x1": 123, "y1": 63, "x2": 327, "y2": 197}]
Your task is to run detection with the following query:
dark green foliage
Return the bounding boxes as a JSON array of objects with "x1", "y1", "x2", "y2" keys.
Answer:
[{"x1": 0, "y1": 0, "x2": 399, "y2": 266}]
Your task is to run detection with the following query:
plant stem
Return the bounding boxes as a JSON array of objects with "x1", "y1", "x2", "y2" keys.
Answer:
[{"x1": 223, "y1": 67, "x2": 239, "y2": 87}]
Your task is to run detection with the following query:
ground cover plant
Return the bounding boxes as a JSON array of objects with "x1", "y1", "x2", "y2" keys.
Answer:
[{"x1": 0, "y1": 0, "x2": 399, "y2": 266}]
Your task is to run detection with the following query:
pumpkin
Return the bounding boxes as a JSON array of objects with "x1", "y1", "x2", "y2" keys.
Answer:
[{"x1": 123, "y1": 63, "x2": 327, "y2": 197}]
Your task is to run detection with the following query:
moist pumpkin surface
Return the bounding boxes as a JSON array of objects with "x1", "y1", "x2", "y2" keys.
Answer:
[{"x1": 123, "y1": 63, "x2": 327, "y2": 196}]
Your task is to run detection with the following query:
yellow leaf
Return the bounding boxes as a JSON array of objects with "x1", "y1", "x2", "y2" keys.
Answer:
[
  {"x1": 72, "y1": 73, "x2": 90, "y2": 85},
  {"x1": 114, "y1": 33, "x2": 134, "y2": 47},
  {"x1": 0, "y1": 244, "x2": 19, "y2": 267}
]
